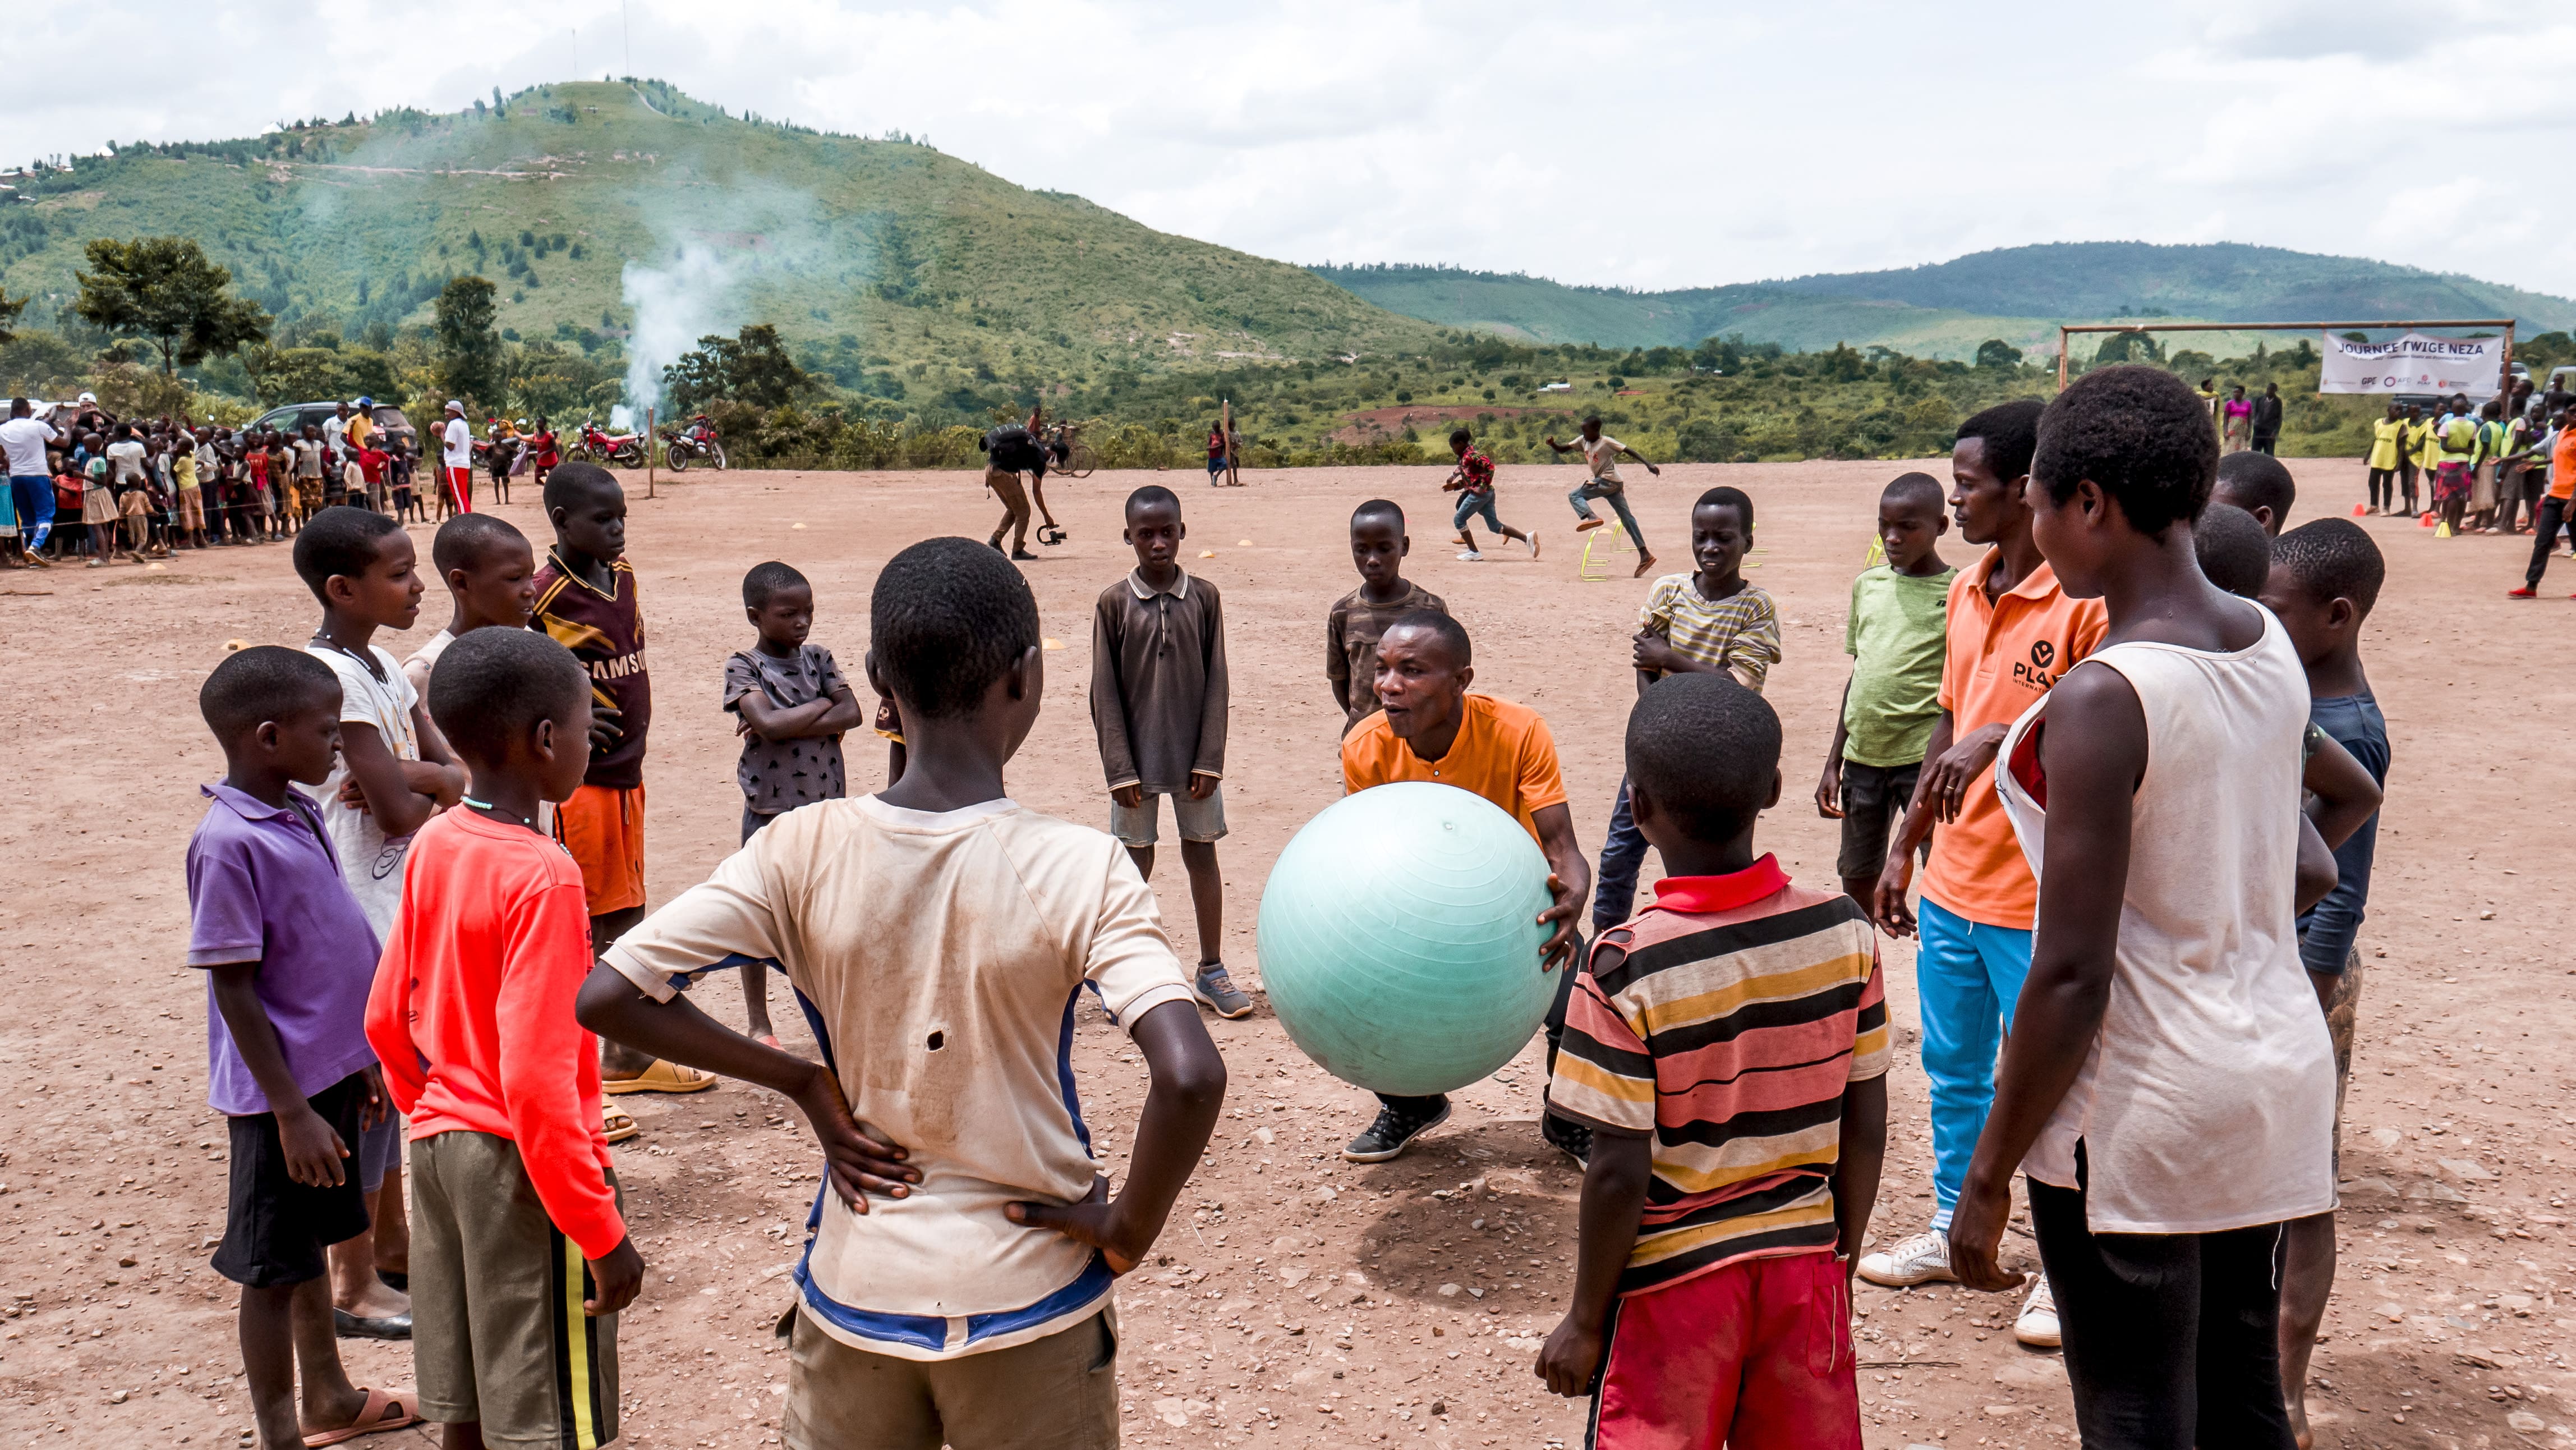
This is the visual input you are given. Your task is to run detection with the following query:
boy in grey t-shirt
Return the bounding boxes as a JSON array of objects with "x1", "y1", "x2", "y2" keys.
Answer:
[{"x1": 722, "y1": 561, "x2": 861, "y2": 1043}]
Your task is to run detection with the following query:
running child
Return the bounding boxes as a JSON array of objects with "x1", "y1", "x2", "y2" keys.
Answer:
[
  {"x1": 724, "y1": 559, "x2": 862, "y2": 1045},
  {"x1": 2511, "y1": 403, "x2": 2576, "y2": 596},
  {"x1": 2260, "y1": 518, "x2": 2391, "y2": 1447},
  {"x1": 402, "y1": 512, "x2": 540, "y2": 700},
  {"x1": 1860, "y1": 400, "x2": 2105, "y2": 1351},
  {"x1": 365, "y1": 628, "x2": 645, "y2": 1450},
  {"x1": 1326, "y1": 499, "x2": 1447, "y2": 735},
  {"x1": 1541, "y1": 673, "x2": 1888, "y2": 1447},
  {"x1": 531, "y1": 464, "x2": 706, "y2": 1099},
  {"x1": 1091, "y1": 485, "x2": 1249, "y2": 1018},
  {"x1": 1815, "y1": 471, "x2": 1956, "y2": 907},
  {"x1": 190, "y1": 646, "x2": 422, "y2": 1450},
  {"x1": 1546, "y1": 416, "x2": 1660, "y2": 576},
  {"x1": 1947, "y1": 364, "x2": 2337, "y2": 1446},
  {"x1": 1443, "y1": 426, "x2": 1537, "y2": 561},
  {"x1": 1594, "y1": 487, "x2": 1780, "y2": 933},
  {"x1": 574, "y1": 536, "x2": 1226, "y2": 1448}
]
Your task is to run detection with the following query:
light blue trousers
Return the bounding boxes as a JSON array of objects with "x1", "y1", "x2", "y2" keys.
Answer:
[{"x1": 1915, "y1": 895, "x2": 2034, "y2": 1230}]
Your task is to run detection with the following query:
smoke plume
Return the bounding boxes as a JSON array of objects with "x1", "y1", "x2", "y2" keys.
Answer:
[{"x1": 614, "y1": 242, "x2": 741, "y2": 428}]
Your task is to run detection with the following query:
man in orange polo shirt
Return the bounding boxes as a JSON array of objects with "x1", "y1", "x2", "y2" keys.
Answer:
[
  {"x1": 1859, "y1": 401, "x2": 2107, "y2": 1350},
  {"x1": 1338, "y1": 610, "x2": 1591, "y2": 1164}
]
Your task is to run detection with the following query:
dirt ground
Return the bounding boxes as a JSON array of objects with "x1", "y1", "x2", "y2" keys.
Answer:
[{"x1": 4, "y1": 455, "x2": 2572, "y2": 1450}]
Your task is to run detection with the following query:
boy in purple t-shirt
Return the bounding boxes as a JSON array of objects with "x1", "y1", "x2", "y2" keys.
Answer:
[{"x1": 187, "y1": 646, "x2": 418, "y2": 1448}]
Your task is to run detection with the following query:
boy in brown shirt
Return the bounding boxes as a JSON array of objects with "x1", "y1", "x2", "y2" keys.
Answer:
[
  {"x1": 1326, "y1": 499, "x2": 1447, "y2": 733},
  {"x1": 1089, "y1": 485, "x2": 1246, "y2": 1018}
]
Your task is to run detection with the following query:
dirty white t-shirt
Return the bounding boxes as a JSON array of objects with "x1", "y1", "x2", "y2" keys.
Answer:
[
  {"x1": 305, "y1": 643, "x2": 422, "y2": 937},
  {"x1": 1578, "y1": 433, "x2": 1627, "y2": 483}
]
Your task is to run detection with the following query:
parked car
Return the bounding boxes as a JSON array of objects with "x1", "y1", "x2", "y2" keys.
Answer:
[{"x1": 249, "y1": 401, "x2": 417, "y2": 452}]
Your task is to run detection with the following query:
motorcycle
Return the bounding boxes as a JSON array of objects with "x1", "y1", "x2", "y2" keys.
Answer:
[
  {"x1": 570, "y1": 417, "x2": 648, "y2": 468},
  {"x1": 661, "y1": 414, "x2": 728, "y2": 473}
]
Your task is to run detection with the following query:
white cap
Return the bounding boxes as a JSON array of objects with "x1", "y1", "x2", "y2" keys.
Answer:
[
  {"x1": 445, "y1": 400, "x2": 466, "y2": 414},
  {"x1": 77, "y1": 391, "x2": 96, "y2": 404}
]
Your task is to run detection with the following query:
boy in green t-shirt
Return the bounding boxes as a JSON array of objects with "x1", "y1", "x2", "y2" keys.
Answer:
[{"x1": 1816, "y1": 472, "x2": 1956, "y2": 906}]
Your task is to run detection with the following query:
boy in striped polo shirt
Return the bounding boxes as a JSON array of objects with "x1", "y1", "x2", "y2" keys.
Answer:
[
  {"x1": 1592, "y1": 486, "x2": 1781, "y2": 933},
  {"x1": 1542, "y1": 673, "x2": 1888, "y2": 1448}
]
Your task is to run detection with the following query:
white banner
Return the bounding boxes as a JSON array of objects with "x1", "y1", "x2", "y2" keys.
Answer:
[{"x1": 2319, "y1": 331, "x2": 2506, "y2": 398}]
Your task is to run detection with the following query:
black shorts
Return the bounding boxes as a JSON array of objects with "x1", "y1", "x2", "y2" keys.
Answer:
[
  {"x1": 213, "y1": 1071, "x2": 373, "y2": 1288},
  {"x1": 1835, "y1": 759, "x2": 1922, "y2": 881},
  {"x1": 988, "y1": 443, "x2": 1047, "y2": 475}
]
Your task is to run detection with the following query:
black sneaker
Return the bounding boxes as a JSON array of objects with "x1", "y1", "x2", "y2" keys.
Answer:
[
  {"x1": 1192, "y1": 962, "x2": 1253, "y2": 1020},
  {"x1": 1342, "y1": 1099, "x2": 1451, "y2": 1163},
  {"x1": 1541, "y1": 1112, "x2": 1592, "y2": 1168}
]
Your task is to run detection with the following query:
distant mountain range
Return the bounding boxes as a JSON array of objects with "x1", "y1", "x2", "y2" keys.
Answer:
[{"x1": 1312, "y1": 242, "x2": 2576, "y2": 360}]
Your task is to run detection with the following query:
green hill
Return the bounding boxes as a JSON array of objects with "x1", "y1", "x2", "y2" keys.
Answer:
[
  {"x1": 0, "y1": 79, "x2": 1440, "y2": 398},
  {"x1": 1313, "y1": 244, "x2": 2576, "y2": 360}
]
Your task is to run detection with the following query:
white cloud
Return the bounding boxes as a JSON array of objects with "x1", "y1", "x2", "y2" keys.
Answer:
[{"x1": 8, "y1": 0, "x2": 2575, "y2": 300}]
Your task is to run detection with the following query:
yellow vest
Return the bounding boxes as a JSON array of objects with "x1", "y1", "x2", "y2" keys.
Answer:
[
  {"x1": 2404, "y1": 420, "x2": 2434, "y2": 463},
  {"x1": 2367, "y1": 417, "x2": 2403, "y2": 471}
]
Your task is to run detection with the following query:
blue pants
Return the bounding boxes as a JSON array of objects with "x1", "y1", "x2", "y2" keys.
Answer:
[
  {"x1": 1567, "y1": 480, "x2": 1644, "y2": 549},
  {"x1": 1452, "y1": 489, "x2": 1503, "y2": 534},
  {"x1": 10, "y1": 476, "x2": 52, "y2": 550},
  {"x1": 1592, "y1": 779, "x2": 1648, "y2": 933},
  {"x1": 1915, "y1": 896, "x2": 2034, "y2": 1229}
]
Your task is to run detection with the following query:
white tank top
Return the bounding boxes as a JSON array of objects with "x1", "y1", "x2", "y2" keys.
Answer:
[{"x1": 1995, "y1": 608, "x2": 2338, "y2": 1235}]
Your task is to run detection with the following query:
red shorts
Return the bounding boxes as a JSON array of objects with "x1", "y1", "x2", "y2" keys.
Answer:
[
  {"x1": 552, "y1": 783, "x2": 646, "y2": 916},
  {"x1": 446, "y1": 465, "x2": 474, "y2": 513},
  {"x1": 1588, "y1": 1249, "x2": 1859, "y2": 1450}
]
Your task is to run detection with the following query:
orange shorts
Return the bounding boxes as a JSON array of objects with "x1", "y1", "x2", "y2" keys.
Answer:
[{"x1": 553, "y1": 783, "x2": 646, "y2": 915}]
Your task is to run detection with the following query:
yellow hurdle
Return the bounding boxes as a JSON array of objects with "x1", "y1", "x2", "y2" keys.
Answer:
[{"x1": 1577, "y1": 522, "x2": 1637, "y2": 582}]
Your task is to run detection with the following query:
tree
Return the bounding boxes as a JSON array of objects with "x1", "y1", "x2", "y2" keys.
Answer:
[
  {"x1": 1975, "y1": 338, "x2": 2024, "y2": 370},
  {"x1": 71, "y1": 236, "x2": 270, "y2": 378},
  {"x1": 434, "y1": 276, "x2": 503, "y2": 405},
  {"x1": 663, "y1": 324, "x2": 812, "y2": 414},
  {"x1": 0, "y1": 288, "x2": 24, "y2": 346}
]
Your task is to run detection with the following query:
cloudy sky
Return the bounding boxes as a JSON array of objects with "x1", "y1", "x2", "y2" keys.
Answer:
[{"x1": 12, "y1": 0, "x2": 2574, "y2": 296}]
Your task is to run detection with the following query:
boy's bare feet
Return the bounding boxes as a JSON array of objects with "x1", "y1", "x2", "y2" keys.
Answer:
[{"x1": 1632, "y1": 552, "x2": 1657, "y2": 578}]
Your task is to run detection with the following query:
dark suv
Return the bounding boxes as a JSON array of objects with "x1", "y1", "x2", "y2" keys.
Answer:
[{"x1": 249, "y1": 401, "x2": 416, "y2": 451}]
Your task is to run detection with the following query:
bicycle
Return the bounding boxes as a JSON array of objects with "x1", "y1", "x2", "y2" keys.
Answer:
[{"x1": 1046, "y1": 421, "x2": 1097, "y2": 479}]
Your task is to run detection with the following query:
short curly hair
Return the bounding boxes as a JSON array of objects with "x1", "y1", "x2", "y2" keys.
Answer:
[
  {"x1": 1955, "y1": 399, "x2": 2045, "y2": 481},
  {"x1": 1625, "y1": 673, "x2": 1779, "y2": 844},
  {"x1": 2032, "y1": 365, "x2": 2216, "y2": 536},
  {"x1": 870, "y1": 537, "x2": 1041, "y2": 719},
  {"x1": 2272, "y1": 517, "x2": 2386, "y2": 618}
]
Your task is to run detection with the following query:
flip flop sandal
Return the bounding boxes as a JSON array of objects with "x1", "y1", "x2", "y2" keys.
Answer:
[
  {"x1": 302, "y1": 1385, "x2": 421, "y2": 1446},
  {"x1": 332, "y1": 1307, "x2": 412, "y2": 1342},
  {"x1": 602, "y1": 1059, "x2": 719, "y2": 1095},
  {"x1": 602, "y1": 1104, "x2": 641, "y2": 1143}
]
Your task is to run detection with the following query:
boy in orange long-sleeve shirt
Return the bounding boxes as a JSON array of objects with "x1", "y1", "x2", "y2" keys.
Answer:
[{"x1": 366, "y1": 627, "x2": 645, "y2": 1449}]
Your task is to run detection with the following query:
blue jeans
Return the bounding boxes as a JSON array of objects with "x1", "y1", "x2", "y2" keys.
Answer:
[
  {"x1": 1916, "y1": 896, "x2": 2034, "y2": 1229},
  {"x1": 1591, "y1": 779, "x2": 1648, "y2": 933},
  {"x1": 9, "y1": 476, "x2": 52, "y2": 550},
  {"x1": 1452, "y1": 489, "x2": 1503, "y2": 534},
  {"x1": 1567, "y1": 480, "x2": 1644, "y2": 549}
]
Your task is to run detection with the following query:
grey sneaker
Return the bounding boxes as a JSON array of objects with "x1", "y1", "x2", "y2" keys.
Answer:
[
  {"x1": 1343, "y1": 1099, "x2": 1451, "y2": 1162},
  {"x1": 2013, "y1": 1272, "x2": 2061, "y2": 1348},
  {"x1": 1192, "y1": 962, "x2": 1253, "y2": 1020}
]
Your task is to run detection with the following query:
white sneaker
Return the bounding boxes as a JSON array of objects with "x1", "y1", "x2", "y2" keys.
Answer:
[
  {"x1": 1526, "y1": 533, "x2": 1542, "y2": 559},
  {"x1": 1457, "y1": 549, "x2": 1484, "y2": 561},
  {"x1": 1855, "y1": 1228, "x2": 1956, "y2": 1287},
  {"x1": 2013, "y1": 1273, "x2": 2061, "y2": 1348}
]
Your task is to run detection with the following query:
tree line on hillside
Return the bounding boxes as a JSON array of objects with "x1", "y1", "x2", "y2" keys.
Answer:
[{"x1": 3, "y1": 232, "x2": 2542, "y2": 466}]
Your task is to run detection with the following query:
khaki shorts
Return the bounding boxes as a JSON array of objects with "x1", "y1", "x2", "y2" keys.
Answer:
[
  {"x1": 785, "y1": 1306, "x2": 1117, "y2": 1450},
  {"x1": 411, "y1": 1131, "x2": 621, "y2": 1449},
  {"x1": 178, "y1": 488, "x2": 204, "y2": 530},
  {"x1": 1108, "y1": 784, "x2": 1227, "y2": 846}
]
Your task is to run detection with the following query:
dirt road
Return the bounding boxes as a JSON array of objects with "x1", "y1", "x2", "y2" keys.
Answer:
[{"x1": 2, "y1": 457, "x2": 2567, "y2": 1448}]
